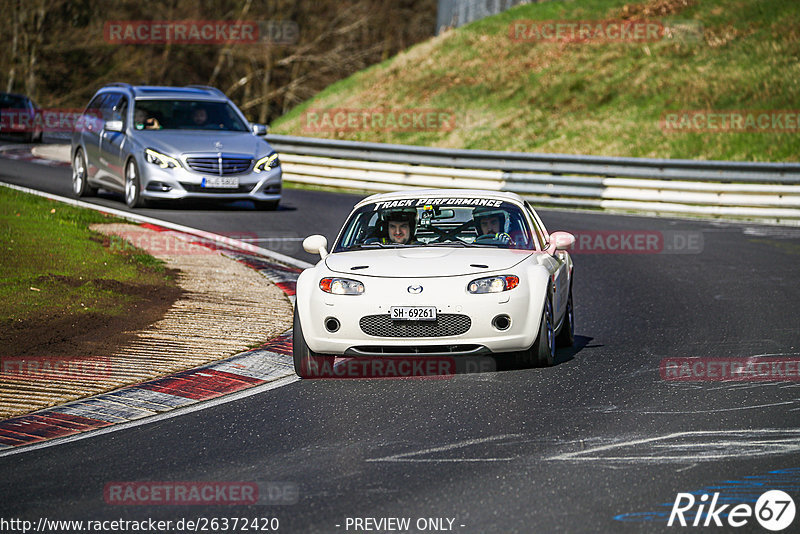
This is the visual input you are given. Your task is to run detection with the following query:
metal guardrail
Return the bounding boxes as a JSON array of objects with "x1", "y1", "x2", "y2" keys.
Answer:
[{"x1": 266, "y1": 134, "x2": 800, "y2": 223}]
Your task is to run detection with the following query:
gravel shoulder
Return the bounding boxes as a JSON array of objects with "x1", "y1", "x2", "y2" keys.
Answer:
[{"x1": 0, "y1": 223, "x2": 294, "y2": 419}]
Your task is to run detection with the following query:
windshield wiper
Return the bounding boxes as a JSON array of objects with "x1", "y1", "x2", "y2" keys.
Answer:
[
  {"x1": 347, "y1": 242, "x2": 400, "y2": 250},
  {"x1": 425, "y1": 241, "x2": 482, "y2": 247}
]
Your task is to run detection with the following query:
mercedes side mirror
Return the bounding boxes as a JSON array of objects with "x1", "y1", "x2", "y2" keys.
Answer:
[{"x1": 105, "y1": 120, "x2": 124, "y2": 133}]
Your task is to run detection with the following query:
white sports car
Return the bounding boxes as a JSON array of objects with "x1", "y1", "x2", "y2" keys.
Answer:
[{"x1": 293, "y1": 189, "x2": 575, "y2": 378}]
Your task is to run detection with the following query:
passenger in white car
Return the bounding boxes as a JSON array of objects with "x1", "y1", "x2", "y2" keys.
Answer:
[{"x1": 473, "y1": 206, "x2": 513, "y2": 245}]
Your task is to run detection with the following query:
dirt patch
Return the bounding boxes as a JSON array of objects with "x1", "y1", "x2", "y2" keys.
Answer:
[
  {"x1": 620, "y1": 0, "x2": 696, "y2": 18},
  {"x1": 0, "y1": 278, "x2": 182, "y2": 358},
  {"x1": 0, "y1": 223, "x2": 293, "y2": 420}
]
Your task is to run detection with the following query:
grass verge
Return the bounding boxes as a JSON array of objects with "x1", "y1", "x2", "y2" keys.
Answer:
[
  {"x1": 0, "y1": 186, "x2": 177, "y2": 334},
  {"x1": 272, "y1": 0, "x2": 800, "y2": 162}
]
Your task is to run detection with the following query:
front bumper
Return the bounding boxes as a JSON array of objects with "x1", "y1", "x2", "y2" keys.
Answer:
[
  {"x1": 343, "y1": 345, "x2": 491, "y2": 357},
  {"x1": 138, "y1": 160, "x2": 282, "y2": 202},
  {"x1": 298, "y1": 272, "x2": 548, "y2": 356}
]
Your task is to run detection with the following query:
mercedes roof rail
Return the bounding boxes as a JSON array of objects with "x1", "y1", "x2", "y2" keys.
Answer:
[{"x1": 184, "y1": 85, "x2": 225, "y2": 97}]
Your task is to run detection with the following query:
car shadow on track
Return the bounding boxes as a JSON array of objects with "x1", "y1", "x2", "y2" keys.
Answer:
[
  {"x1": 555, "y1": 334, "x2": 594, "y2": 366},
  {"x1": 490, "y1": 334, "x2": 595, "y2": 373},
  {"x1": 90, "y1": 190, "x2": 297, "y2": 212},
  {"x1": 297, "y1": 336, "x2": 597, "y2": 380}
]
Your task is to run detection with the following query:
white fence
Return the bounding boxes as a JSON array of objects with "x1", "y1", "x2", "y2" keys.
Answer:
[{"x1": 267, "y1": 135, "x2": 800, "y2": 224}]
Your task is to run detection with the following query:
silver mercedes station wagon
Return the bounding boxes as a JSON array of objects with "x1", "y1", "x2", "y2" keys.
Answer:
[{"x1": 71, "y1": 84, "x2": 282, "y2": 209}]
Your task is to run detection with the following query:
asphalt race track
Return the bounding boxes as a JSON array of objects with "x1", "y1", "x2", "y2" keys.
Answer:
[{"x1": 2, "y1": 147, "x2": 800, "y2": 532}]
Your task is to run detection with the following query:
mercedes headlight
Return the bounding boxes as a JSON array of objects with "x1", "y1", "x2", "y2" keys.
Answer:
[
  {"x1": 254, "y1": 152, "x2": 280, "y2": 173},
  {"x1": 144, "y1": 148, "x2": 180, "y2": 169}
]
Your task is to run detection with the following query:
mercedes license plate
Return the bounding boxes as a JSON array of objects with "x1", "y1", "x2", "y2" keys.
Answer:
[{"x1": 202, "y1": 176, "x2": 239, "y2": 188}]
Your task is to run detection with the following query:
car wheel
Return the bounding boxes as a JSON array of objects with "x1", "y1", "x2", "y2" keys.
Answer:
[
  {"x1": 72, "y1": 149, "x2": 97, "y2": 197},
  {"x1": 254, "y1": 199, "x2": 279, "y2": 211},
  {"x1": 124, "y1": 158, "x2": 148, "y2": 208},
  {"x1": 292, "y1": 306, "x2": 334, "y2": 378},
  {"x1": 556, "y1": 286, "x2": 575, "y2": 347},
  {"x1": 522, "y1": 297, "x2": 555, "y2": 367}
]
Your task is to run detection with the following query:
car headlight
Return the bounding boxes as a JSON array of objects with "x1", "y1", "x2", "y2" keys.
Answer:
[
  {"x1": 319, "y1": 277, "x2": 364, "y2": 295},
  {"x1": 254, "y1": 152, "x2": 280, "y2": 173},
  {"x1": 144, "y1": 148, "x2": 180, "y2": 169},
  {"x1": 467, "y1": 275, "x2": 519, "y2": 294}
]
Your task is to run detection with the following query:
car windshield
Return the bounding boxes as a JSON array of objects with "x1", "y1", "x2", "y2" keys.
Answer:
[
  {"x1": 333, "y1": 197, "x2": 535, "y2": 252},
  {"x1": 132, "y1": 99, "x2": 249, "y2": 131}
]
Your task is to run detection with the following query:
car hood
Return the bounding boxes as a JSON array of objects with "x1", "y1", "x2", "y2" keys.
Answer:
[
  {"x1": 324, "y1": 248, "x2": 533, "y2": 278},
  {"x1": 133, "y1": 130, "x2": 270, "y2": 157}
]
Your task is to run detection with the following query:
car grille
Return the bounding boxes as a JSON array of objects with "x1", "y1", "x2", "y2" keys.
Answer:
[
  {"x1": 359, "y1": 314, "x2": 471, "y2": 338},
  {"x1": 179, "y1": 182, "x2": 256, "y2": 194},
  {"x1": 185, "y1": 156, "x2": 252, "y2": 175}
]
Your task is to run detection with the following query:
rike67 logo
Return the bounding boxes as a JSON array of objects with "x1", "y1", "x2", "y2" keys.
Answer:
[{"x1": 668, "y1": 490, "x2": 796, "y2": 530}]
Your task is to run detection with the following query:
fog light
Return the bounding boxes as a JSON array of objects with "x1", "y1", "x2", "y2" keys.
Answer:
[
  {"x1": 492, "y1": 314, "x2": 511, "y2": 331},
  {"x1": 262, "y1": 183, "x2": 281, "y2": 194},
  {"x1": 325, "y1": 317, "x2": 340, "y2": 333},
  {"x1": 146, "y1": 181, "x2": 172, "y2": 192}
]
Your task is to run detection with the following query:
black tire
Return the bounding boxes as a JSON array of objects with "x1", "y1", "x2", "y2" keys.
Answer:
[
  {"x1": 556, "y1": 286, "x2": 575, "y2": 347},
  {"x1": 72, "y1": 148, "x2": 97, "y2": 197},
  {"x1": 124, "y1": 158, "x2": 148, "y2": 208},
  {"x1": 535, "y1": 297, "x2": 557, "y2": 366},
  {"x1": 292, "y1": 306, "x2": 334, "y2": 378},
  {"x1": 521, "y1": 297, "x2": 556, "y2": 367},
  {"x1": 254, "y1": 199, "x2": 279, "y2": 211}
]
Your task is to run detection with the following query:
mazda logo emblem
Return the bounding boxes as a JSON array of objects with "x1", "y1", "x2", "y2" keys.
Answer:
[{"x1": 407, "y1": 285, "x2": 423, "y2": 294}]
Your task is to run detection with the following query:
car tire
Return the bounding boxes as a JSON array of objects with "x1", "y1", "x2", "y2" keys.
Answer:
[
  {"x1": 124, "y1": 158, "x2": 149, "y2": 208},
  {"x1": 522, "y1": 297, "x2": 555, "y2": 367},
  {"x1": 293, "y1": 306, "x2": 334, "y2": 378},
  {"x1": 72, "y1": 148, "x2": 97, "y2": 197},
  {"x1": 254, "y1": 199, "x2": 279, "y2": 211},
  {"x1": 556, "y1": 286, "x2": 575, "y2": 347}
]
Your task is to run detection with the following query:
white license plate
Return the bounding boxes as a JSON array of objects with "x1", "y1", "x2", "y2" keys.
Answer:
[
  {"x1": 390, "y1": 306, "x2": 437, "y2": 321},
  {"x1": 202, "y1": 176, "x2": 239, "y2": 188}
]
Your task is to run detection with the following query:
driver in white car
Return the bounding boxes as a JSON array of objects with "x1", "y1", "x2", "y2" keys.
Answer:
[{"x1": 372, "y1": 209, "x2": 418, "y2": 245}]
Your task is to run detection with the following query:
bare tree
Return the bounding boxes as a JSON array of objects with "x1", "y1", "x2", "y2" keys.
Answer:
[{"x1": 0, "y1": 0, "x2": 437, "y2": 121}]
